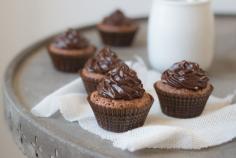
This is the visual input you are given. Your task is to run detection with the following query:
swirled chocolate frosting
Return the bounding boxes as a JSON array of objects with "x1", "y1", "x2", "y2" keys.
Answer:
[
  {"x1": 53, "y1": 29, "x2": 89, "y2": 49},
  {"x1": 97, "y1": 63, "x2": 145, "y2": 100},
  {"x1": 85, "y1": 47, "x2": 122, "y2": 74},
  {"x1": 102, "y1": 9, "x2": 132, "y2": 26},
  {"x1": 161, "y1": 61, "x2": 209, "y2": 91}
]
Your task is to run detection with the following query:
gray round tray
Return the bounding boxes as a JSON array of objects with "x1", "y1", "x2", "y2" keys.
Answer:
[{"x1": 3, "y1": 16, "x2": 236, "y2": 158}]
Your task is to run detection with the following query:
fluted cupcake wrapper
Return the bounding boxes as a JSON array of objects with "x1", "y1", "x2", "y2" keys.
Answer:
[
  {"x1": 48, "y1": 48, "x2": 93, "y2": 73},
  {"x1": 98, "y1": 29, "x2": 138, "y2": 47},
  {"x1": 154, "y1": 84, "x2": 213, "y2": 119},
  {"x1": 87, "y1": 95, "x2": 153, "y2": 133}
]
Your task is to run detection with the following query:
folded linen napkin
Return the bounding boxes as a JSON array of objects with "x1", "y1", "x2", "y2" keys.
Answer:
[{"x1": 32, "y1": 58, "x2": 236, "y2": 152}]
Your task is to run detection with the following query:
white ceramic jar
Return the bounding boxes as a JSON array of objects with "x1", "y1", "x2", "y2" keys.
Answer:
[{"x1": 148, "y1": 0, "x2": 215, "y2": 72}]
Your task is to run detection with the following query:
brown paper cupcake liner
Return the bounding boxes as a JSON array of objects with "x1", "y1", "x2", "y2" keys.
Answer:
[
  {"x1": 48, "y1": 49, "x2": 93, "y2": 73},
  {"x1": 87, "y1": 95, "x2": 153, "y2": 132},
  {"x1": 98, "y1": 30, "x2": 137, "y2": 47},
  {"x1": 80, "y1": 72, "x2": 103, "y2": 95},
  {"x1": 154, "y1": 85, "x2": 213, "y2": 118}
]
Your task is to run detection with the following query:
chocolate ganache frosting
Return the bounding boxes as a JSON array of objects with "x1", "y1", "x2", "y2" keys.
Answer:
[
  {"x1": 85, "y1": 47, "x2": 122, "y2": 74},
  {"x1": 161, "y1": 60, "x2": 209, "y2": 91},
  {"x1": 103, "y1": 9, "x2": 132, "y2": 26},
  {"x1": 53, "y1": 29, "x2": 89, "y2": 49},
  {"x1": 97, "y1": 63, "x2": 145, "y2": 100}
]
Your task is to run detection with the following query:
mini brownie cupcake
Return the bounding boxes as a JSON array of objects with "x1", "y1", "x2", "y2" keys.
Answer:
[
  {"x1": 88, "y1": 63, "x2": 153, "y2": 132},
  {"x1": 154, "y1": 61, "x2": 213, "y2": 118},
  {"x1": 80, "y1": 47, "x2": 122, "y2": 94},
  {"x1": 48, "y1": 29, "x2": 96, "y2": 72},
  {"x1": 97, "y1": 9, "x2": 139, "y2": 47}
]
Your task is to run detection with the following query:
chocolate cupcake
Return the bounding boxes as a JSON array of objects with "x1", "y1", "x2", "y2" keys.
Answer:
[
  {"x1": 154, "y1": 61, "x2": 213, "y2": 118},
  {"x1": 48, "y1": 29, "x2": 96, "y2": 72},
  {"x1": 80, "y1": 47, "x2": 122, "y2": 94},
  {"x1": 97, "y1": 9, "x2": 138, "y2": 47},
  {"x1": 88, "y1": 63, "x2": 153, "y2": 132}
]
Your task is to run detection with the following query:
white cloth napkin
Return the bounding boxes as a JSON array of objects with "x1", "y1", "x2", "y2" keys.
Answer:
[{"x1": 32, "y1": 58, "x2": 236, "y2": 152}]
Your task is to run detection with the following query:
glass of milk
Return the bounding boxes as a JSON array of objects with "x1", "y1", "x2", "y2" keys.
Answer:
[{"x1": 148, "y1": 0, "x2": 215, "y2": 72}]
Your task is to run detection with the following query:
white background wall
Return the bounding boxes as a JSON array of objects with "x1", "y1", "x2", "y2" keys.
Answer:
[
  {"x1": 1, "y1": 0, "x2": 236, "y2": 58},
  {"x1": 0, "y1": 0, "x2": 152, "y2": 57},
  {"x1": 0, "y1": 0, "x2": 236, "y2": 158}
]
